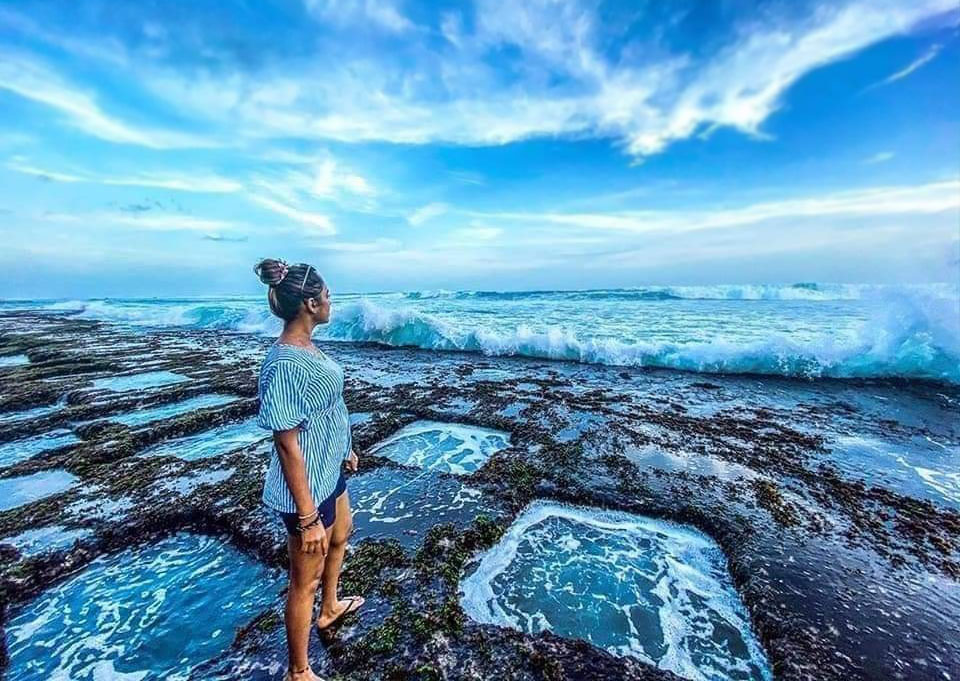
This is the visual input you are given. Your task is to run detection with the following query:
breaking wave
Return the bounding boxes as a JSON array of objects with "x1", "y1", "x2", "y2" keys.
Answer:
[
  {"x1": 325, "y1": 294, "x2": 960, "y2": 383},
  {"x1": 19, "y1": 284, "x2": 960, "y2": 383}
]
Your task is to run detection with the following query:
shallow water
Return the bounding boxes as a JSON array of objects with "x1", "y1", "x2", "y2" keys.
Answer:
[
  {"x1": 109, "y1": 394, "x2": 239, "y2": 428},
  {"x1": 0, "y1": 401, "x2": 63, "y2": 425},
  {"x1": 460, "y1": 501, "x2": 771, "y2": 681},
  {"x1": 4, "y1": 533, "x2": 282, "y2": 681},
  {"x1": 350, "y1": 467, "x2": 494, "y2": 547},
  {"x1": 369, "y1": 420, "x2": 511, "y2": 474},
  {"x1": 0, "y1": 353, "x2": 30, "y2": 367},
  {"x1": 0, "y1": 429, "x2": 80, "y2": 468},
  {"x1": 0, "y1": 470, "x2": 78, "y2": 511},
  {"x1": 1, "y1": 525, "x2": 92, "y2": 558},
  {"x1": 92, "y1": 370, "x2": 190, "y2": 392},
  {"x1": 825, "y1": 434, "x2": 960, "y2": 507},
  {"x1": 140, "y1": 419, "x2": 267, "y2": 461}
]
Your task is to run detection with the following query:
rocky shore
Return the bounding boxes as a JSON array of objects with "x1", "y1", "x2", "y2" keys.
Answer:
[{"x1": 1, "y1": 309, "x2": 958, "y2": 680}]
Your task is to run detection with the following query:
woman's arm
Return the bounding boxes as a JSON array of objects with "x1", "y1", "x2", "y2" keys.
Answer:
[{"x1": 274, "y1": 428, "x2": 328, "y2": 556}]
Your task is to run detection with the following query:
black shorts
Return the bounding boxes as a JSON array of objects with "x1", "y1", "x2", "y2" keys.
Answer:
[{"x1": 278, "y1": 473, "x2": 347, "y2": 535}]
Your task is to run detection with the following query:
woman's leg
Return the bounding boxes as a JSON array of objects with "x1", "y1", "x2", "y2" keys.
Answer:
[
  {"x1": 286, "y1": 534, "x2": 326, "y2": 675},
  {"x1": 316, "y1": 491, "x2": 359, "y2": 627}
]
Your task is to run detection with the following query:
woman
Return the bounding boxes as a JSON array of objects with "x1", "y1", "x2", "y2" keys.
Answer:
[{"x1": 254, "y1": 258, "x2": 364, "y2": 681}]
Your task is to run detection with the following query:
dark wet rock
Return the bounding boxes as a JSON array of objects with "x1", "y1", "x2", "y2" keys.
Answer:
[{"x1": 1, "y1": 311, "x2": 959, "y2": 680}]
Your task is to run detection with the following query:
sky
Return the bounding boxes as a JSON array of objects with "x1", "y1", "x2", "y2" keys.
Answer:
[{"x1": 0, "y1": 0, "x2": 958, "y2": 298}]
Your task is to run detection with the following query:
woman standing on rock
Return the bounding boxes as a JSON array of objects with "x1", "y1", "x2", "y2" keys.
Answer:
[{"x1": 254, "y1": 258, "x2": 364, "y2": 681}]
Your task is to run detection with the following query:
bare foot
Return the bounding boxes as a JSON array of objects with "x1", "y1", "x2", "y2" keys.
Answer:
[
  {"x1": 283, "y1": 668, "x2": 323, "y2": 681},
  {"x1": 315, "y1": 596, "x2": 365, "y2": 630}
]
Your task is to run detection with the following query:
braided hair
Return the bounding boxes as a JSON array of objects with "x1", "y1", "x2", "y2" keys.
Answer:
[{"x1": 254, "y1": 258, "x2": 326, "y2": 321}]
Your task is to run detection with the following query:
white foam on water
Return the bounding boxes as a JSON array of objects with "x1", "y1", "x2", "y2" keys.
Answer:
[
  {"x1": 0, "y1": 354, "x2": 30, "y2": 367},
  {"x1": 368, "y1": 420, "x2": 511, "y2": 474},
  {"x1": 460, "y1": 501, "x2": 772, "y2": 681},
  {"x1": 92, "y1": 371, "x2": 190, "y2": 392}
]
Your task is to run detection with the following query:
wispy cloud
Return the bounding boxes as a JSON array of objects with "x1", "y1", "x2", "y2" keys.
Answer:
[
  {"x1": 864, "y1": 43, "x2": 944, "y2": 91},
  {"x1": 42, "y1": 210, "x2": 239, "y2": 233},
  {"x1": 314, "y1": 238, "x2": 401, "y2": 252},
  {"x1": 6, "y1": 1, "x2": 948, "y2": 158},
  {"x1": 407, "y1": 202, "x2": 449, "y2": 226},
  {"x1": 248, "y1": 195, "x2": 335, "y2": 235},
  {"x1": 0, "y1": 53, "x2": 216, "y2": 149},
  {"x1": 7, "y1": 159, "x2": 242, "y2": 192},
  {"x1": 303, "y1": 0, "x2": 414, "y2": 33},
  {"x1": 863, "y1": 151, "x2": 895, "y2": 164},
  {"x1": 475, "y1": 180, "x2": 960, "y2": 235}
]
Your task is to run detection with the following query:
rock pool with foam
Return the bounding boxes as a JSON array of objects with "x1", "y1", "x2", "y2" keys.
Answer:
[
  {"x1": 460, "y1": 501, "x2": 772, "y2": 681},
  {"x1": 368, "y1": 419, "x2": 511, "y2": 474},
  {"x1": 4, "y1": 533, "x2": 281, "y2": 680}
]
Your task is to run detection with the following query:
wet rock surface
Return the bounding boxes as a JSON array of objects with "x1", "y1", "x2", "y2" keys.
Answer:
[{"x1": 0, "y1": 310, "x2": 958, "y2": 680}]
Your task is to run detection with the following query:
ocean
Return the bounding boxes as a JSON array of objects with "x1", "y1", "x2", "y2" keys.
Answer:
[
  {"x1": 1, "y1": 283, "x2": 959, "y2": 680},
  {"x1": 4, "y1": 282, "x2": 958, "y2": 383}
]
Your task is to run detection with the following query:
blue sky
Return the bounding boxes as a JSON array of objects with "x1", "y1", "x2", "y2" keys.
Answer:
[{"x1": 0, "y1": 0, "x2": 958, "y2": 298}]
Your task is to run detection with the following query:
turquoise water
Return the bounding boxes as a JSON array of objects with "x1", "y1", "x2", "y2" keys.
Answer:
[
  {"x1": 0, "y1": 470, "x2": 78, "y2": 511},
  {"x1": 140, "y1": 418, "x2": 268, "y2": 461},
  {"x1": 368, "y1": 420, "x2": 511, "y2": 474},
  {"x1": 92, "y1": 370, "x2": 190, "y2": 392},
  {"x1": 0, "y1": 353, "x2": 29, "y2": 367},
  {"x1": 2, "y1": 525, "x2": 92, "y2": 558},
  {"x1": 460, "y1": 501, "x2": 771, "y2": 681},
  {"x1": 4, "y1": 533, "x2": 282, "y2": 681},
  {"x1": 0, "y1": 429, "x2": 80, "y2": 468},
  {"x1": 110, "y1": 394, "x2": 239, "y2": 427},
  {"x1": 350, "y1": 467, "x2": 492, "y2": 547},
  {"x1": 7, "y1": 283, "x2": 958, "y2": 382}
]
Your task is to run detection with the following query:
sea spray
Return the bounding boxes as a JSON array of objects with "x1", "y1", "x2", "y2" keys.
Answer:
[{"x1": 13, "y1": 283, "x2": 960, "y2": 383}]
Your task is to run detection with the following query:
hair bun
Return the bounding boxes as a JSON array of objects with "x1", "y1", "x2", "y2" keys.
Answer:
[{"x1": 254, "y1": 258, "x2": 290, "y2": 286}]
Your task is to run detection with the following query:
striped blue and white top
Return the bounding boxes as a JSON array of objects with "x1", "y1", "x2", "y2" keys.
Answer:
[{"x1": 257, "y1": 342, "x2": 352, "y2": 513}]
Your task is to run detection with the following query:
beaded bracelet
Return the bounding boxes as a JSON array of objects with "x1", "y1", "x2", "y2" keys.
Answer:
[{"x1": 296, "y1": 512, "x2": 323, "y2": 533}]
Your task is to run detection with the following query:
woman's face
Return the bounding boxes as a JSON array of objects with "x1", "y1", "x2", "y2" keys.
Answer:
[{"x1": 313, "y1": 284, "x2": 331, "y2": 323}]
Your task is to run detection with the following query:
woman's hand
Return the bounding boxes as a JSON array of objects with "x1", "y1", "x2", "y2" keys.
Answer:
[
  {"x1": 344, "y1": 448, "x2": 359, "y2": 472},
  {"x1": 300, "y1": 524, "x2": 329, "y2": 555}
]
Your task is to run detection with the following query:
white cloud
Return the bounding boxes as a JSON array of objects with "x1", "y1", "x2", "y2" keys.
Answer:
[
  {"x1": 7, "y1": 159, "x2": 243, "y2": 192},
  {"x1": 407, "y1": 202, "x2": 449, "y2": 225},
  {"x1": 303, "y1": 0, "x2": 413, "y2": 33},
  {"x1": 863, "y1": 151, "x2": 895, "y2": 164},
  {"x1": 0, "y1": 52, "x2": 217, "y2": 149},
  {"x1": 248, "y1": 195, "x2": 335, "y2": 234},
  {"x1": 475, "y1": 179, "x2": 960, "y2": 235},
  {"x1": 311, "y1": 158, "x2": 375, "y2": 198},
  {"x1": 41, "y1": 210, "x2": 237, "y2": 233},
  {"x1": 864, "y1": 43, "x2": 944, "y2": 91},
  {"x1": 4, "y1": 1, "x2": 952, "y2": 159}
]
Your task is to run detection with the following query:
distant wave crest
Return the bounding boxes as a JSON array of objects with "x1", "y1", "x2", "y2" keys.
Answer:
[
  {"x1": 25, "y1": 285, "x2": 960, "y2": 383},
  {"x1": 326, "y1": 293, "x2": 960, "y2": 383}
]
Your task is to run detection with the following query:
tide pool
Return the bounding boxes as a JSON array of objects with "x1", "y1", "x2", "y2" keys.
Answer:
[
  {"x1": 139, "y1": 419, "x2": 268, "y2": 461},
  {"x1": 460, "y1": 501, "x2": 771, "y2": 681},
  {"x1": 110, "y1": 394, "x2": 239, "y2": 427},
  {"x1": 0, "y1": 470, "x2": 79, "y2": 511},
  {"x1": 368, "y1": 420, "x2": 511, "y2": 474},
  {"x1": 0, "y1": 429, "x2": 80, "y2": 468},
  {"x1": 350, "y1": 467, "x2": 492, "y2": 547},
  {"x1": 92, "y1": 370, "x2": 189, "y2": 392},
  {"x1": 4, "y1": 533, "x2": 281, "y2": 680}
]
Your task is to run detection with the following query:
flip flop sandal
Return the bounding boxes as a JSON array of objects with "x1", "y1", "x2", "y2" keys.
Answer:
[{"x1": 316, "y1": 596, "x2": 365, "y2": 630}]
